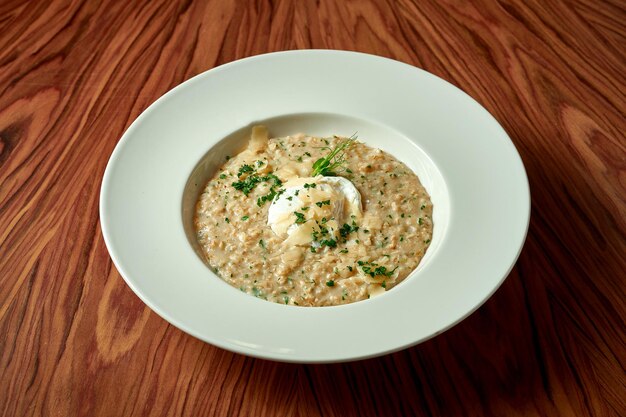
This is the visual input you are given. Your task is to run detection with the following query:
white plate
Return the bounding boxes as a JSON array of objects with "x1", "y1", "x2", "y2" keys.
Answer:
[{"x1": 100, "y1": 50, "x2": 530, "y2": 363}]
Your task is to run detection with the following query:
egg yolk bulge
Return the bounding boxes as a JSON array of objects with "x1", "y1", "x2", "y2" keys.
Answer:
[{"x1": 267, "y1": 176, "x2": 362, "y2": 247}]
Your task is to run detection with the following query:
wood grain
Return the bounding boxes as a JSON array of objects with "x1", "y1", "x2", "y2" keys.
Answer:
[{"x1": 1, "y1": 0, "x2": 625, "y2": 416}]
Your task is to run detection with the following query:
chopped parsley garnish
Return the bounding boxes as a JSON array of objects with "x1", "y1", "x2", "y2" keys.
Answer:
[
  {"x1": 266, "y1": 173, "x2": 283, "y2": 186},
  {"x1": 339, "y1": 221, "x2": 359, "y2": 239},
  {"x1": 418, "y1": 217, "x2": 423, "y2": 225},
  {"x1": 320, "y1": 239, "x2": 337, "y2": 248},
  {"x1": 219, "y1": 173, "x2": 227, "y2": 179},
  {"x1": 326, "y1": 280, "x2": 335, "y2": 287},
  {"x1": 237, "y1": 164, "x2": 255, "y2": 176},
  {"x1": 257, "y1": 184, "x2": 281, "y2": 207},
  {"x1": 259, "y1": 239, "x2": 266, "y2": 249},
  {"x1": 224, "y1": 218, "x2": 230, "y2": 223},
  {"x1": 232, "y1": 165, "x2": 283, "y2": 206},
  {"x1": 301, "y1": 206, "x2": 310, "y2": 211},
  {"x1": 315, "y1": 200, "x2": 331, "y2": 207},
  {"x1": 241, "y1": 215, "x2": 249, "y2": 221},
  {"x1": 357, "y1": 260, "x2": 397, "y2": 278},
  {"x1": 232, "y1": 175, "x2": 262, "y2": 195},
  {"x1": 258, "y1": 184, "x2": 283, "y2": 206},
  {"x1": 310, "y1": 221, "x2": 331, "y2": 243},
  {"x1": 303, "y1": 183, "x2": 317, "y2": 189},
  {"x1": 294, "y1": 212, "x2": 306, "y2": 224}
]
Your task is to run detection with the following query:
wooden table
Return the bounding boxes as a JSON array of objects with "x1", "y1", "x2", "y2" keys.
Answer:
[{"x1": 1, "y1": 0, "x2": 624, "y2": 415}]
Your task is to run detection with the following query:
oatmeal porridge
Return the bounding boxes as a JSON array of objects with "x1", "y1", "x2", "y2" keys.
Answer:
[{"x1": 194, "y1": 126, "x2": 433, "y2": 306}]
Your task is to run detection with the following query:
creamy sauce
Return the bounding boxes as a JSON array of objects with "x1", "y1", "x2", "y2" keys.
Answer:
[{"x1": 194, "y1": 127, "x2": 433, "y2": 306}]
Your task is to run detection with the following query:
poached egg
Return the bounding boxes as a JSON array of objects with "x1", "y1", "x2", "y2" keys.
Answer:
[{"x1": 267, "y1": 176, "x2": 362, "y2": 246}]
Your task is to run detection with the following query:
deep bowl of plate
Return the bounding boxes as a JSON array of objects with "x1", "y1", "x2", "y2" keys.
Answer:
[{"x1": 100, "y1": 50, "x2": 530, "y2": 363}]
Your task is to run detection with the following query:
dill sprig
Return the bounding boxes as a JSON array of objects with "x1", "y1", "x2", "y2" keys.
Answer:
[{"x1": 311, "y1": 133, "x2": 357, "y2": 177}]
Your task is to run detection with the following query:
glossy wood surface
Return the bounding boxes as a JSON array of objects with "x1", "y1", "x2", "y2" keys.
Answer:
[{"x1": 1, "y1": 0, "x2": 625, "y2": 416}]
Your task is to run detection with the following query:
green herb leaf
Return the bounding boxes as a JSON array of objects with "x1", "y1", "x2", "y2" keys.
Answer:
[
  {"x1": 320, "y1": 239, "x2": 337, "y2": 248},
  {"x1": 232, "y1": 175, "x2": 262, "y2": 195},
  {"x1": 339, "y1": 221, "x2": 359, "y2": 239},
  {"x1": 237, "y1": 164, "x2": 255, "y2": 177},
  {"x1": 358, "y1": 261, "x2": 397, "y2": 278},
  {"x1": 311, "y1": 134, "x2": 357, "y2": 177}
]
